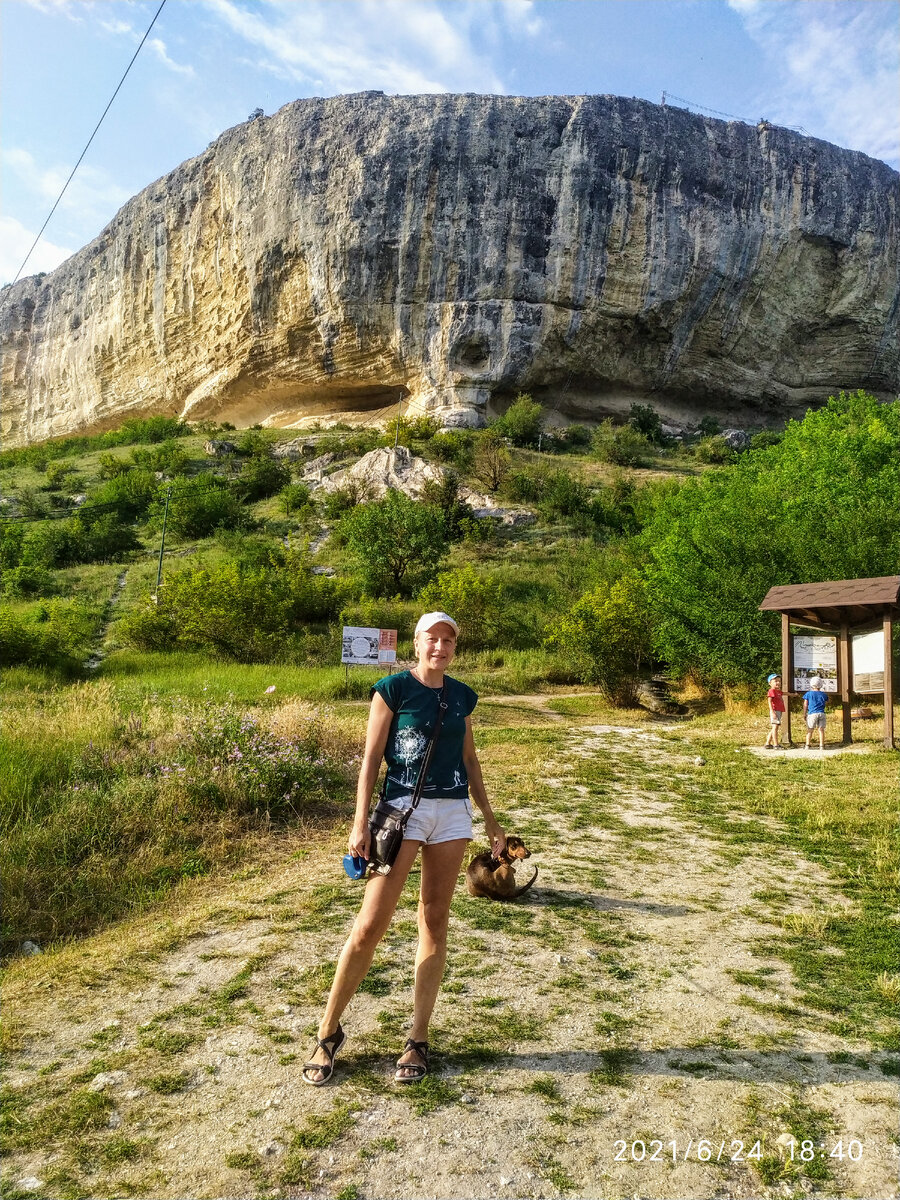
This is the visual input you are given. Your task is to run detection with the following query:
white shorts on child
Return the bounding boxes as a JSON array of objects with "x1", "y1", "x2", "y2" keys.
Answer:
[
  {"x1": 769, "y1": 712, "x2": 782, "y2": 725},
  {"x1": 806, "y1": 712, "x2": 826, "y2": 730}
]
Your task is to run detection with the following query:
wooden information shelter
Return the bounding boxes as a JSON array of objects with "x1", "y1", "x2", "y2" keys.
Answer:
[{"x1": 759, "y1": 575, "x2": 899, "y2": 749}]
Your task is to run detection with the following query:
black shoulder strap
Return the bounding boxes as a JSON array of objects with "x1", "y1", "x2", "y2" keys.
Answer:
[{"x1": 399, "y1": 684, "x2": 448, "y2": 830}]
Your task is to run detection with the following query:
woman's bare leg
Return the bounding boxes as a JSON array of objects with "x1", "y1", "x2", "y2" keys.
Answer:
[
  {"x1": 304, "y1": 838, "x2": 422, "y2": 1080},
  {"x1": 396, "y1": 837, "x2": 469, "y2": 1077}
]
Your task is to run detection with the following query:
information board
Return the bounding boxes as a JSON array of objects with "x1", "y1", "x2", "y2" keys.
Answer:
[
  {"x1": 852, "y1": 630, "x2": 885, "y2": 693},
  {"x1": 341, "y1": 626, "x2": 398, "y2": 667},
  {"x1": 792, "y1": 634, "x2": 838, "y2": 693}
]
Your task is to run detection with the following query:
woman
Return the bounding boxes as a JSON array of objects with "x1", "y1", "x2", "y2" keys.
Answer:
[{"x1": 302, "y1": 611, "x2": 505, "y2": 1085}]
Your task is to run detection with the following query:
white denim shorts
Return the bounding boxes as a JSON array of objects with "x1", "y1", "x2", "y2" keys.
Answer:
[
  {"x1": 806, "y1": 712, "x2": 827, "y2": 730},
  {"x1": 385, "y1": 796, "x2": 473, "y2": 845}
]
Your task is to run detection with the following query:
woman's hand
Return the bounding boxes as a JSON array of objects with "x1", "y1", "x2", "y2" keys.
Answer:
[
  {"x1": 349, "y1": 818, "x2": 371, "y2": 861},
  {"x1": 485, "y1": 820, "x2": 506, "y2": 859}
]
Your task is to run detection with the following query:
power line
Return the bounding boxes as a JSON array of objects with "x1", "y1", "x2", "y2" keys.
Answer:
[
  {"x1": 661, "y1": 90, "x2": 812, "y2": 137},
  {"x1": 2, "y1": 0, "x2": 168, "y2": 297}
]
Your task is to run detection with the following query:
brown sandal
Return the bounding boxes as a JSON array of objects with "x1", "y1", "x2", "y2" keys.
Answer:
[
  {"x1": 301, "y1": 1024, "x2": 345, "y2": 1086},
  {"x1": 394, "y1": 1038, "x2": 429, "y2": 1083}
]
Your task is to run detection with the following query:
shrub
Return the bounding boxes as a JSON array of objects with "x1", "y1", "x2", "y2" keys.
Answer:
[
  {"x1": 696, "y1": 415, "x2": 721, "y2": 437},
  {"x1": 3, "y1": 564, "x2": 56, "y2": 599},
  {"x1": 157, "y1": 477, "x2": 245, "y2": 539},
  {"x1": 88, "y1": 468, "x2": 159, "y2": 519},
  {"x1": 130, "y1": 439, "x2": 190, "y2": 475},
  {"x1": 628, "y1": 403, "x2": 664, "y2": 444},
  {"x1": 119, "y1": 548, "x2": 341, "y2": 661},
  {"x1": 429, "y1": 430, "x2": 475, "y2": 470},
  {"x1": 97, "y1": 452, "x2": 133, "y2": 479},
  {"x1": 474, "y1": 430, "x2": 510, "y2": 492},
  {"x1": 537, "y1": 471, "x2": 591, "y2": 523},
  {"x1": 382, "y1": 414, "x2": 439, "y2": 445},
  {"x1": 318, "y1": 480, "x2": 374, "y2": 519},
  {"x1": 280, "y1": 482, "x2": 312, "y2": 516},
  {"x1": 419, "y1": 565, "x2": 505, "y2": 650},
  {"x1": 43, "y1": 460, "x2": 76, "y2": 489},
  {"x1": 0, "y1": 600, "x2": 96, "y2": 673},
  {"x1": 558, "y1": 424, "x2": 591, "y2": 451},
  {"x1": 234, "y1": 454, "x2": 291, "y2": 502},
  {"x1": 494, "y1": 393, "x2": 544, "y2": 446},
  {"x1": 0, "y1": 522, "x2": 25, "y2": 570},
  {"x1": 543, "y1": 573, "x2": 652, "y2": 704},
  {"x1": 750, "y1": 429, "x2": 783, "y2": 450},
  {"x1": 20, "y1": 511, "x2": 139, "y2": 568},
  {"x1": 338, "y1": 489, "x2": 449, "y2": 598},
  {"x1": 693, "y1": 435, "x2": 735, "y2": 464},
  {"x1": 591, "y1": 421, "x2": 653, "y2": 467},
  {"x1": 419, "y1": 470, "x2": 475, "y2": 540},
  {"x1": 316, "y1": 428, "x2": 382, "y2": 459},
  {"x1": 16, "y1": 488, "x2": 50, "y2": 518}
]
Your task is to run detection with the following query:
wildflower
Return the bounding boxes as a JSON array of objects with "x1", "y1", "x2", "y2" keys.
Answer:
[{"x1": 265, "y1": 686, "x2": 276, "y2": 694}]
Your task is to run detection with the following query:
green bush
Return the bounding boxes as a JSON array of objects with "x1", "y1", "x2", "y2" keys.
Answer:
[
  {"x1": 315, "y1": 428, "x2": 382, "y2": 458},
  {"x1": 119, "y1": 548, "x2": 341, "y2": 661},
  {"x1": 382, "y1": 414, "x2": 439, "y2": 446},
  {"x1": 97, "y1": 452, "x2": 133, "y2": 479},
  {"x1": 88, "y1": 468, "x2": 159, "y2": 519},
  {"x1": 419, "y1": 470, "x2": 475, "y2": 540},
  {"x1": 280, "y1": 482, "x2": 312, "y2": 516},
  {"x1": 234, "y1": 454, "x2": 291, "y2": 502},
  {"x1": 557, "y1": 424, "x2": 591, "y2": 451},
  {"x1": 2, "y1": 564, "x2": 57, "y2": 599},
  {"x1": 16, "y1": 488, "x2": 50, "y2": 518},
  {"x1": 429, "y1": 430, "x2": 475, "y2": 470},
  {"x1": 628, "y1": 403, "x2": 664, "y2": 443},
  {"x1": 19, "y1": 510, "x2": 139, "y2": 568},
  {"x1": 693, "y1": 435, "x2": 735, "y2": 464},
  {"x1": 419, "y1": 565, "x2": 505, "y2": 650},
  {"x1": 0, "y1": 601, "x2": 96, "y2": 673},
  {"x1": 474, "y1": 430, "x2": 511, "y2": 492},
  {"x1": 338, "y1": 489, "x2": 450, "y2": 598},
  {"x1": 0, "y1": 415, "x2": 190, "y2": 472},
  {"x1": 156, "y1": 477, "x2": 245, "y2": 539},
  {"x1": 544, "y1": 573, "x2": 652, "y2": 703},
  {"x1": 494, "y1": 393, "x2": 544, "y2": 447},
  {"x1": 43, "y1": 460, "x2": 76, "y2": 489},
  {"x1": 591, "y1": 421, "x2": 653, "y2": 467},
  {"x1": 130, "y1": 439, "x2": 190, "y2": 475},
  {"x1": 0, "y1": 523, "x2": 25, "y2": 570}
]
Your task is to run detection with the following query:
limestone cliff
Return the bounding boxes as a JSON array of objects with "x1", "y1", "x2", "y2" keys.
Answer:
[{"x1": 2, "y1": 93, "x2": 898, "y2": 446}]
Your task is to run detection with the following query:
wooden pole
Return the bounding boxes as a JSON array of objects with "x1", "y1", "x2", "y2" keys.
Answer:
[
  {"x1": 838, "y1": 623, "x2": 852, "y2": 744},
  {"x1": 781, "y1": 613, "x2": 793, "y2": 746},
  {"x1": 884, "y1": 615, "x2": 895, "y2": 750}
]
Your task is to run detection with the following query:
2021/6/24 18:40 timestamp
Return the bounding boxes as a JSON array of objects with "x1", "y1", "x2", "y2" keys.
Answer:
[{"x1": 612, "y1": 1138, "x2": 864, "y2": 1163}]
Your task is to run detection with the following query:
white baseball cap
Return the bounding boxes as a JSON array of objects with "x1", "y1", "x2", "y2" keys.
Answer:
[{"x1": 414, "y1": 611, "x2": 459, "y2": 637}]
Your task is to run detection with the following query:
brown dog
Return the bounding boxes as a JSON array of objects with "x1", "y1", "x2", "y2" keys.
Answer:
[{"x1": 465, "y1": 836, "x2": 537, "y2": 901}]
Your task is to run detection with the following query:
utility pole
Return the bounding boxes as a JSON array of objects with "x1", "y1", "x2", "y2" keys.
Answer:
[{"x1": 153, "y1": 487, "x2": 171, "y2": 600}]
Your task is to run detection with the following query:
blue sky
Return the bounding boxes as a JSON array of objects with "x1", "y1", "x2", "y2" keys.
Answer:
[{"x1": 2, "y1": 0, "x2": 898, "y2": 284}]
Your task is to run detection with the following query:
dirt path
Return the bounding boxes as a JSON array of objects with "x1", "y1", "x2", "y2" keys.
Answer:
[{"x1": 4, "y1": 711, "x2": 897, "y2": 1200}]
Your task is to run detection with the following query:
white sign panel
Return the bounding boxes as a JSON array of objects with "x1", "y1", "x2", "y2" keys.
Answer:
[
  {"x1": 852, "y1": 630, "x2": 885, "y2": 693},
  {"x1": 792, "y1": 634, "x2": 838, "y2": 693},
  {"x1": 341, "y1": 626, "x2": 380, "y2": 666},
  {"x1": 341, "y1": 627, "x2": 399, "y2": 667}
]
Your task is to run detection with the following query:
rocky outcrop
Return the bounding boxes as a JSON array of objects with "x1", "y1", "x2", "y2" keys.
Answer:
[{"x1": 2, "y1": 93, "x2": 898, "y2": 447}]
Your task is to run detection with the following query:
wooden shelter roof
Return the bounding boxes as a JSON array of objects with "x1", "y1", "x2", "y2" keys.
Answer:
[{"x1": 759, "y1": 575, "x2": 900, "y2": 631}]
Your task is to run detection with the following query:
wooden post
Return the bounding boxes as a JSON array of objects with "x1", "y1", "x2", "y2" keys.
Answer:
[
  {"x1": 838, "y1": 623, "x2": 852, "y2": 745},
  {"x1": 781, "y1": 613, "x2": 793, "y2": 746},
  {"x1": 885, "y1": 615, "x2": 895, "y2": 750}
]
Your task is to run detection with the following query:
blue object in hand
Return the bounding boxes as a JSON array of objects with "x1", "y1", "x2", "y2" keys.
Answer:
[{"x1": 343, "y1": 854, "x2": 368, "y2": 880}]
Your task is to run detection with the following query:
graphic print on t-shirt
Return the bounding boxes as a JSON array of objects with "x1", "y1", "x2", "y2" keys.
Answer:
[{"x1": 391, "y1": 726, "x2": 429, "y2": 789}]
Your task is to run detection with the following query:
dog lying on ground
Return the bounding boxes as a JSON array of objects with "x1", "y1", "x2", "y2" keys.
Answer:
[{"x1": 465, "y1": 836, "x2": 537, "y2": 900}]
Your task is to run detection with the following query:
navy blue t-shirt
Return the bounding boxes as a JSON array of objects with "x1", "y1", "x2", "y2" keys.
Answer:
[{"x1": 372, "y1": 671, "x2": 478, "y2": 803}]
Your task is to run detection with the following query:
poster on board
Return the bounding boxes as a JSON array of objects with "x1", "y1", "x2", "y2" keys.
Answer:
[
  {"x1": 341, "y1": 627, "x2": 398, "y2": 667},
  {"x1": 341, "y1": 626, "x2": 380, "y2": 666},
  {"x1": 852, "y1": 630, "x2": 884, "y2": 692},
  {"x1": 792, "y1": 634, "x2": 838, "y2": 692}
]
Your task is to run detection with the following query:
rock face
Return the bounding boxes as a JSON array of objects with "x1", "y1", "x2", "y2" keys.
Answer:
[{"x1": 2, "y1": 93, "x2": 898, "y2": 447}]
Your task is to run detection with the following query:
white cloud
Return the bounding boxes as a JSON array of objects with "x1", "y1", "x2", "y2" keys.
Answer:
[
  {"x1": 2, "y1": 147, "x2": 134, "y2": 237},
  {"x1": 203, "y1": 0, "x2": 507, "y2": 96},
  {"x1": 0, "y1": 215, "x2": 74, "y2": 285},
  {"x1": 148, "y1": 35, "x2": 195, "y2": 76},
  {"x1": 728, "y1": 0, "x2": 899, "y2": 167},
  {"x1": 499, "y1": 0, "x2": 543, "y2": 37}
]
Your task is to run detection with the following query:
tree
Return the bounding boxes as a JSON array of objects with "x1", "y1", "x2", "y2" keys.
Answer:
[
  {"x1": 641, "y1": 391, "x2": 900, "y2": 686},
  {"x1": 475, "y1": 430, "x2": 511, "y2": 492},
  {"x1": 543, "y1": 573, "x2": 651, "y2": 704},
  {"x1": 338, "y1": 489, "x2": 449, "y2": 597},
  {"x1": 494, "y1": 392, "x2": 544, "y2": 446},
  {"x1": 159, "y1": 478, "x2": 245, "y2": 539},
  {"x1": 419, "y1": 564, "x2": 505, "y2": 650},
  {"x1": 234, "y1": 454, "x2": 291, "y2": 502}
]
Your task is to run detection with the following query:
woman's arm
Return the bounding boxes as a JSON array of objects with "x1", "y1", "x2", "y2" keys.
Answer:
[
  {"x1": 348, "y1": 693, "x2": 394, "y2": 858},
  {"x1": 462, "y1": 716, "x2": 505, "y2": 857}
]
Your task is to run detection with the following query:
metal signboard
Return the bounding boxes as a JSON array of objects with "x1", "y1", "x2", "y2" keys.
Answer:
[{"x1": 341, "y1": 627, "x2": 398, "y2": 667}]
